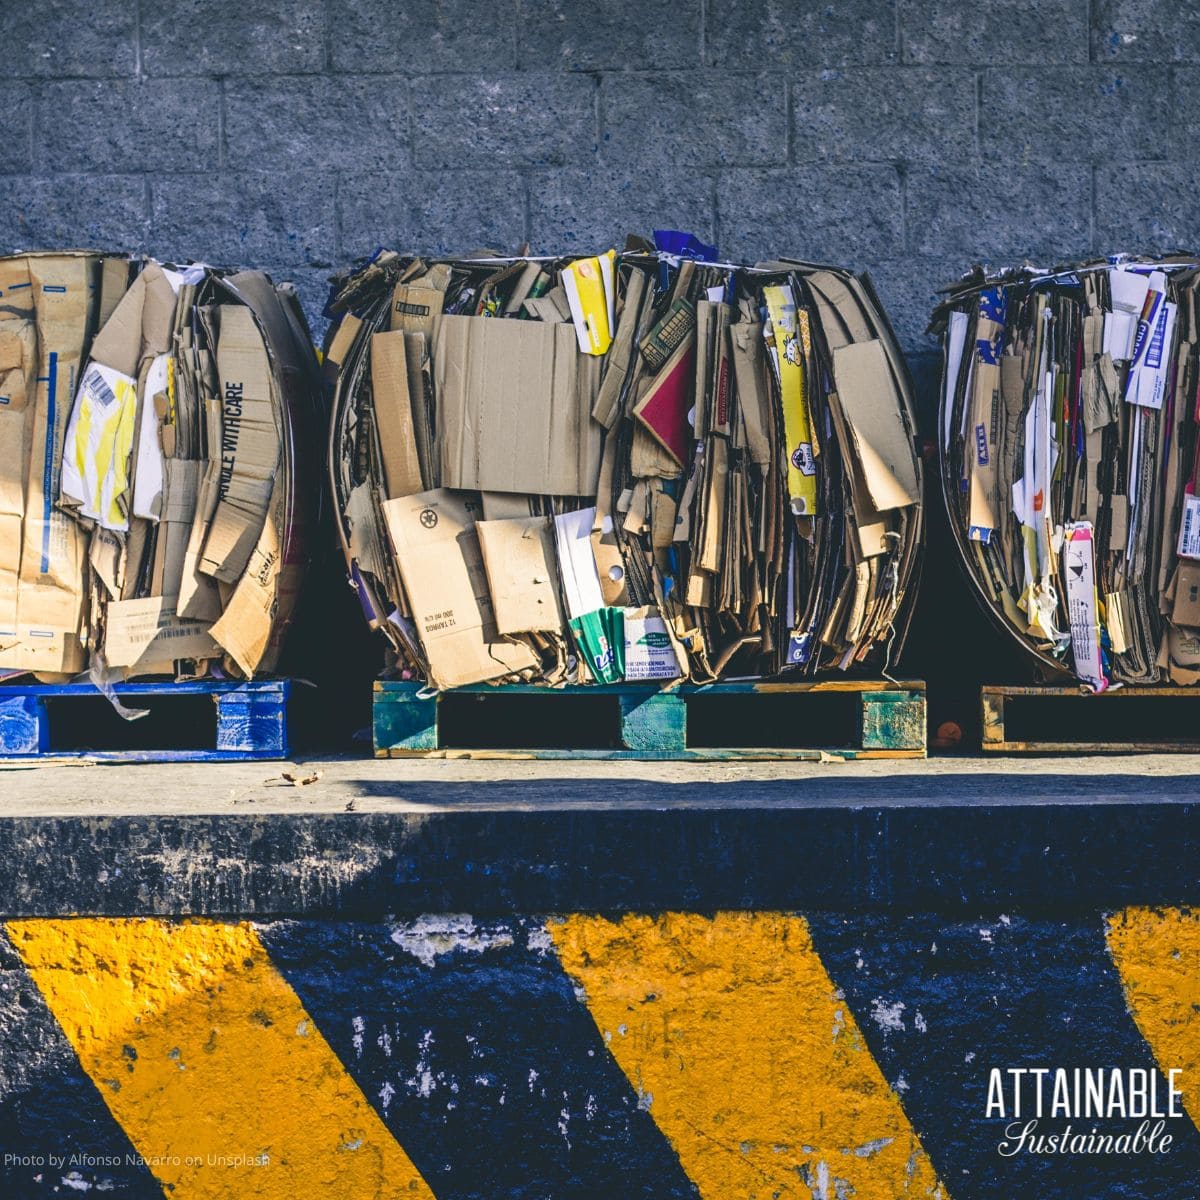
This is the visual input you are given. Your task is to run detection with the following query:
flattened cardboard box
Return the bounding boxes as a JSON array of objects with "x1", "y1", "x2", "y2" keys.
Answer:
[
  {"x1": 0, "y1": 253, "x2": 116, "y2": 676},
  {"x1": 435, "y1": 316, "x2": 602, "y2": 497},
  {"x1": 381, "y1": 489, "x2": 537, "y2": 689}
]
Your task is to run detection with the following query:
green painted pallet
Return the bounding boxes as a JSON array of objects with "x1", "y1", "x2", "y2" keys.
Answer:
[{"x1": 373, "y1": 678, "x2": 926, "y2": 760}]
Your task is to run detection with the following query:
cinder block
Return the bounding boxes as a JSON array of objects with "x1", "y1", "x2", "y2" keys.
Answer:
[
  {"x1": 602, "y1": 73, "x2": 783, "y2": 168},
  {"x1": 905, "y1": 162, "x2": 1093, "y2": 260},
  {"x1": 0, "y1": 175, "x2": 149, "y2": 252},
  {"x1": 519, "y1": 0, "x2": 701, "y2": 70},
  {"x1": 413, "y1": 74, "x2": 596, "y2": 169},
  {"x1": 707, "y1": 0, "x2": 897, "y2": 67},
  {"x1": 141, "y1": 0, "x2": 326, "y2": 76},
  {"x1": 1092, "y1": 0, "x2": 1200, "y2": 62},
  {"x1": 150, "y1": 173, "x2": 336, "y2": 267},
  {"x1": 793, "y1": 67, "x2": 975, "y2": 163},
  {"x1": 528, "y1": 168, "x2": 715, "y2": 252},
  {"x1": 0, "y1": 84, "x2": 31, "y2": 173},
  {"x1": 338, "y1": 170, "x2": 527, "y2": 259},
  {"x1": 717, "y1": 165, "x2": 903, "y2": 263},
  {"x1": 226, "y1": 76, "x2": 409, "y2": 171},
  {"x1": 37, "y1": 80, "x2": 220, "y2": 172},
  {"x1": 980, "y1": 67, "x2": 1164, "y2": 163},
  {"x1": 0, "y1": 0, "x2": 136, "y2": 77},
  {"x1": 1168, "y1": 67, "x2": 1200, "y2": 155},
  {"x1": 330, "y1": 0, "x2": 516, "y2": 73},
  {"x1": 1096, "y1": 163, "x2": 1200, "y2": 252},
  {"x1": 903, "y1": 0, "x2": 1088, "y2": 64}
]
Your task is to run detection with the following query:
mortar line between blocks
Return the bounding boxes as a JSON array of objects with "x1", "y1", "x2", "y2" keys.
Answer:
[
  {"x1": 216, "y1": 77, "x2": 227, "y2": 171},
  {"x1": 785, "y1": 78, "x2": 793, "y2": 165},
  {"x1": 333, "y1": 173, "x2": 344, "y2": 262},
  {"x1": 1090, "y1": 163, "x2": 1098, "y2": 256},
  {"x1": 27, "y1": 81, "x2": 37, "y2": 171},
  {"x1": 712, "y1": 173, "x2": 721, "y2": 259},
  {"x1": 521, "y1": 172, "x2": 533, "y2": 251},
  {"x1": 593, "y1": 72, "x2": 603, "y2": 149},
  {"x1": 974, "y1": 71, "x2": 981, "y2": 160}
]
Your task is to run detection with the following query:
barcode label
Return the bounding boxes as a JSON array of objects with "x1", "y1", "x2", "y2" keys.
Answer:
[
  {"x1": 1179, "y1": 492, "x2": 1200, "y2": 560},
  {"x1": 83, "y1": 366, "x2": 116, "y2": 408}
]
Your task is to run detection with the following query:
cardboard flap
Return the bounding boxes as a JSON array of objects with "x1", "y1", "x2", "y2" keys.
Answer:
[
  {"x1": 370, "y1": 330, "x2": 424, "y2": 499},
  {"x1": 389, "y1": 282, "x2": 443, "y2": 338},
  {"x1": 104, "y1": 596, "x2": 219, "y2": 670},
  {"x1": 831, "y1": 339, "x2": 919, "y2": 512},
  {"x1": 140, "y1": 262, "x2": 178, "y2": 360},
  {"x1": 381, "y1": 488, "x2": 537, "y2": 689},
  {"x1": 730, "y1": 320, "x2": 771, "y2": 467},
  {"x1": 477, "y1": 515, "x2": 564, "y2": 635},
  {"x1": 90, "y1": 272, "x2": 146, "y2": 376},
  {"x1": 198, "y1": 305, "x2": 280, "y2": 584}
]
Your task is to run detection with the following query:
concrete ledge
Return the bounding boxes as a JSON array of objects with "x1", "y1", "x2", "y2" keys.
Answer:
[{"x1": 0, "y1": 788, "x2": 1197, "y2": 917}]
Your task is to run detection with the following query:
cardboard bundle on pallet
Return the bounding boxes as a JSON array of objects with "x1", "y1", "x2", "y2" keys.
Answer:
[
  {"x1": 328, "y1": 240, "x2": 922, "y2": 690},
  {"x1": 933, "y1": 255, "x2": 1200, "y2": 688},
  {"x1": 0, "y1": 253, "x2": 322, "y2": 685}
]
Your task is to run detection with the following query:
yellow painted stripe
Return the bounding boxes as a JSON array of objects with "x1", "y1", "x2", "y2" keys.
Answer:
[
  {"x1": 8, "y1": 918, "x2": 434, "y2": 1199},
  {"x1": 1107, "y1": 906, "x2": 1200, "y2": 1130},
  {"x1": 550, "y1": 912, "x2": 946, "y2": 1199}
]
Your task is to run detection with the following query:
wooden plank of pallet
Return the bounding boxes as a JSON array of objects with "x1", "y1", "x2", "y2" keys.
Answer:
[
  {"x1": 374, "y1": 679, "x2": 927, "y2": 759},
  {"x1": 0, "y1": 680, "x2": 291, "y2": 761},
  {"x1": 385, "y1": 748, "x2": 926, "y2": 762},
  {"x1": 981, "y1": 684, "x2": 1200, "y2": 753}
]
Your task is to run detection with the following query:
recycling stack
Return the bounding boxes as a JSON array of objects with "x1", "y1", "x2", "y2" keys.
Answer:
[
  {"x1": 327, "y1": 238, "x2": 927, "y2": 759},
  {"x1": 0, "y1": 253, "x2": 323, "y2": 760},
  {"x1": 934, "y1": 256, "x2": 1200, "y2": 751}
]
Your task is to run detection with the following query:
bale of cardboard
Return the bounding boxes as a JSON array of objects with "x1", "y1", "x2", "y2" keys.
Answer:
[
  {"x1": 327, "y1": 237, "x2": 923, "y2": 690},
  {"x1": 932, "y1": 255, "x2": 1200, "y2": 689},
  {"x1": 0, "y1": 252, "x2": 323, "y2": 687}
]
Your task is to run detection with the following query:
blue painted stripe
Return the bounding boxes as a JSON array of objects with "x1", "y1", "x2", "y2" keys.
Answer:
[
  {"x1": 8, "y1": 282, "x2": 31, "y2": 291},
  {"x1": 0, "y1": 931, "x2": 162, "y2": 1198},
  {"x1": 260, "y1": 920, "x2": 701, "y2": 1199},
  {"x1": 39, "y1": 353, "x2": 57, "y2": 574},
  {"x1": 40, "y1": 286, "x2": 66, "y2": 294},
  {"x1": 807, "y1": 913, "x2": 1200, "y2": 1196}
]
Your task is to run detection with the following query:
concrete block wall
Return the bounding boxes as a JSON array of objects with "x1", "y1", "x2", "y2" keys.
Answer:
[{"x1": 1, "y1": 0, "x2": 1193, "y2": 366}]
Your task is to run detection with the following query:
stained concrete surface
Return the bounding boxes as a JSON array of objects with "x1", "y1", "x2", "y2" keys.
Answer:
[{"x1": 1, "y1": 753, "x2": 1199, "y2": 814}]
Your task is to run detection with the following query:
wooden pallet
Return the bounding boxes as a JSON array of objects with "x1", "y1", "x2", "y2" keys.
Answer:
[
  {"x1": 374, "y1": 678, "x2": 926, "y2": 760},
  {"x1": 981, "y1": 684, "x2": 1200, "y2": 753},
  {"x1": 0, "y1": 679, "x2": 291, "y2": 762}
]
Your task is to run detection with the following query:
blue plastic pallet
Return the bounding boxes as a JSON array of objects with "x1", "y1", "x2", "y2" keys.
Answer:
[
  {"x1": 374, "y1": 678, "x2": 926, "y2": 760},
  {"x1": 0, "y1": 679, "x2": 291, "y2": 762}
]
